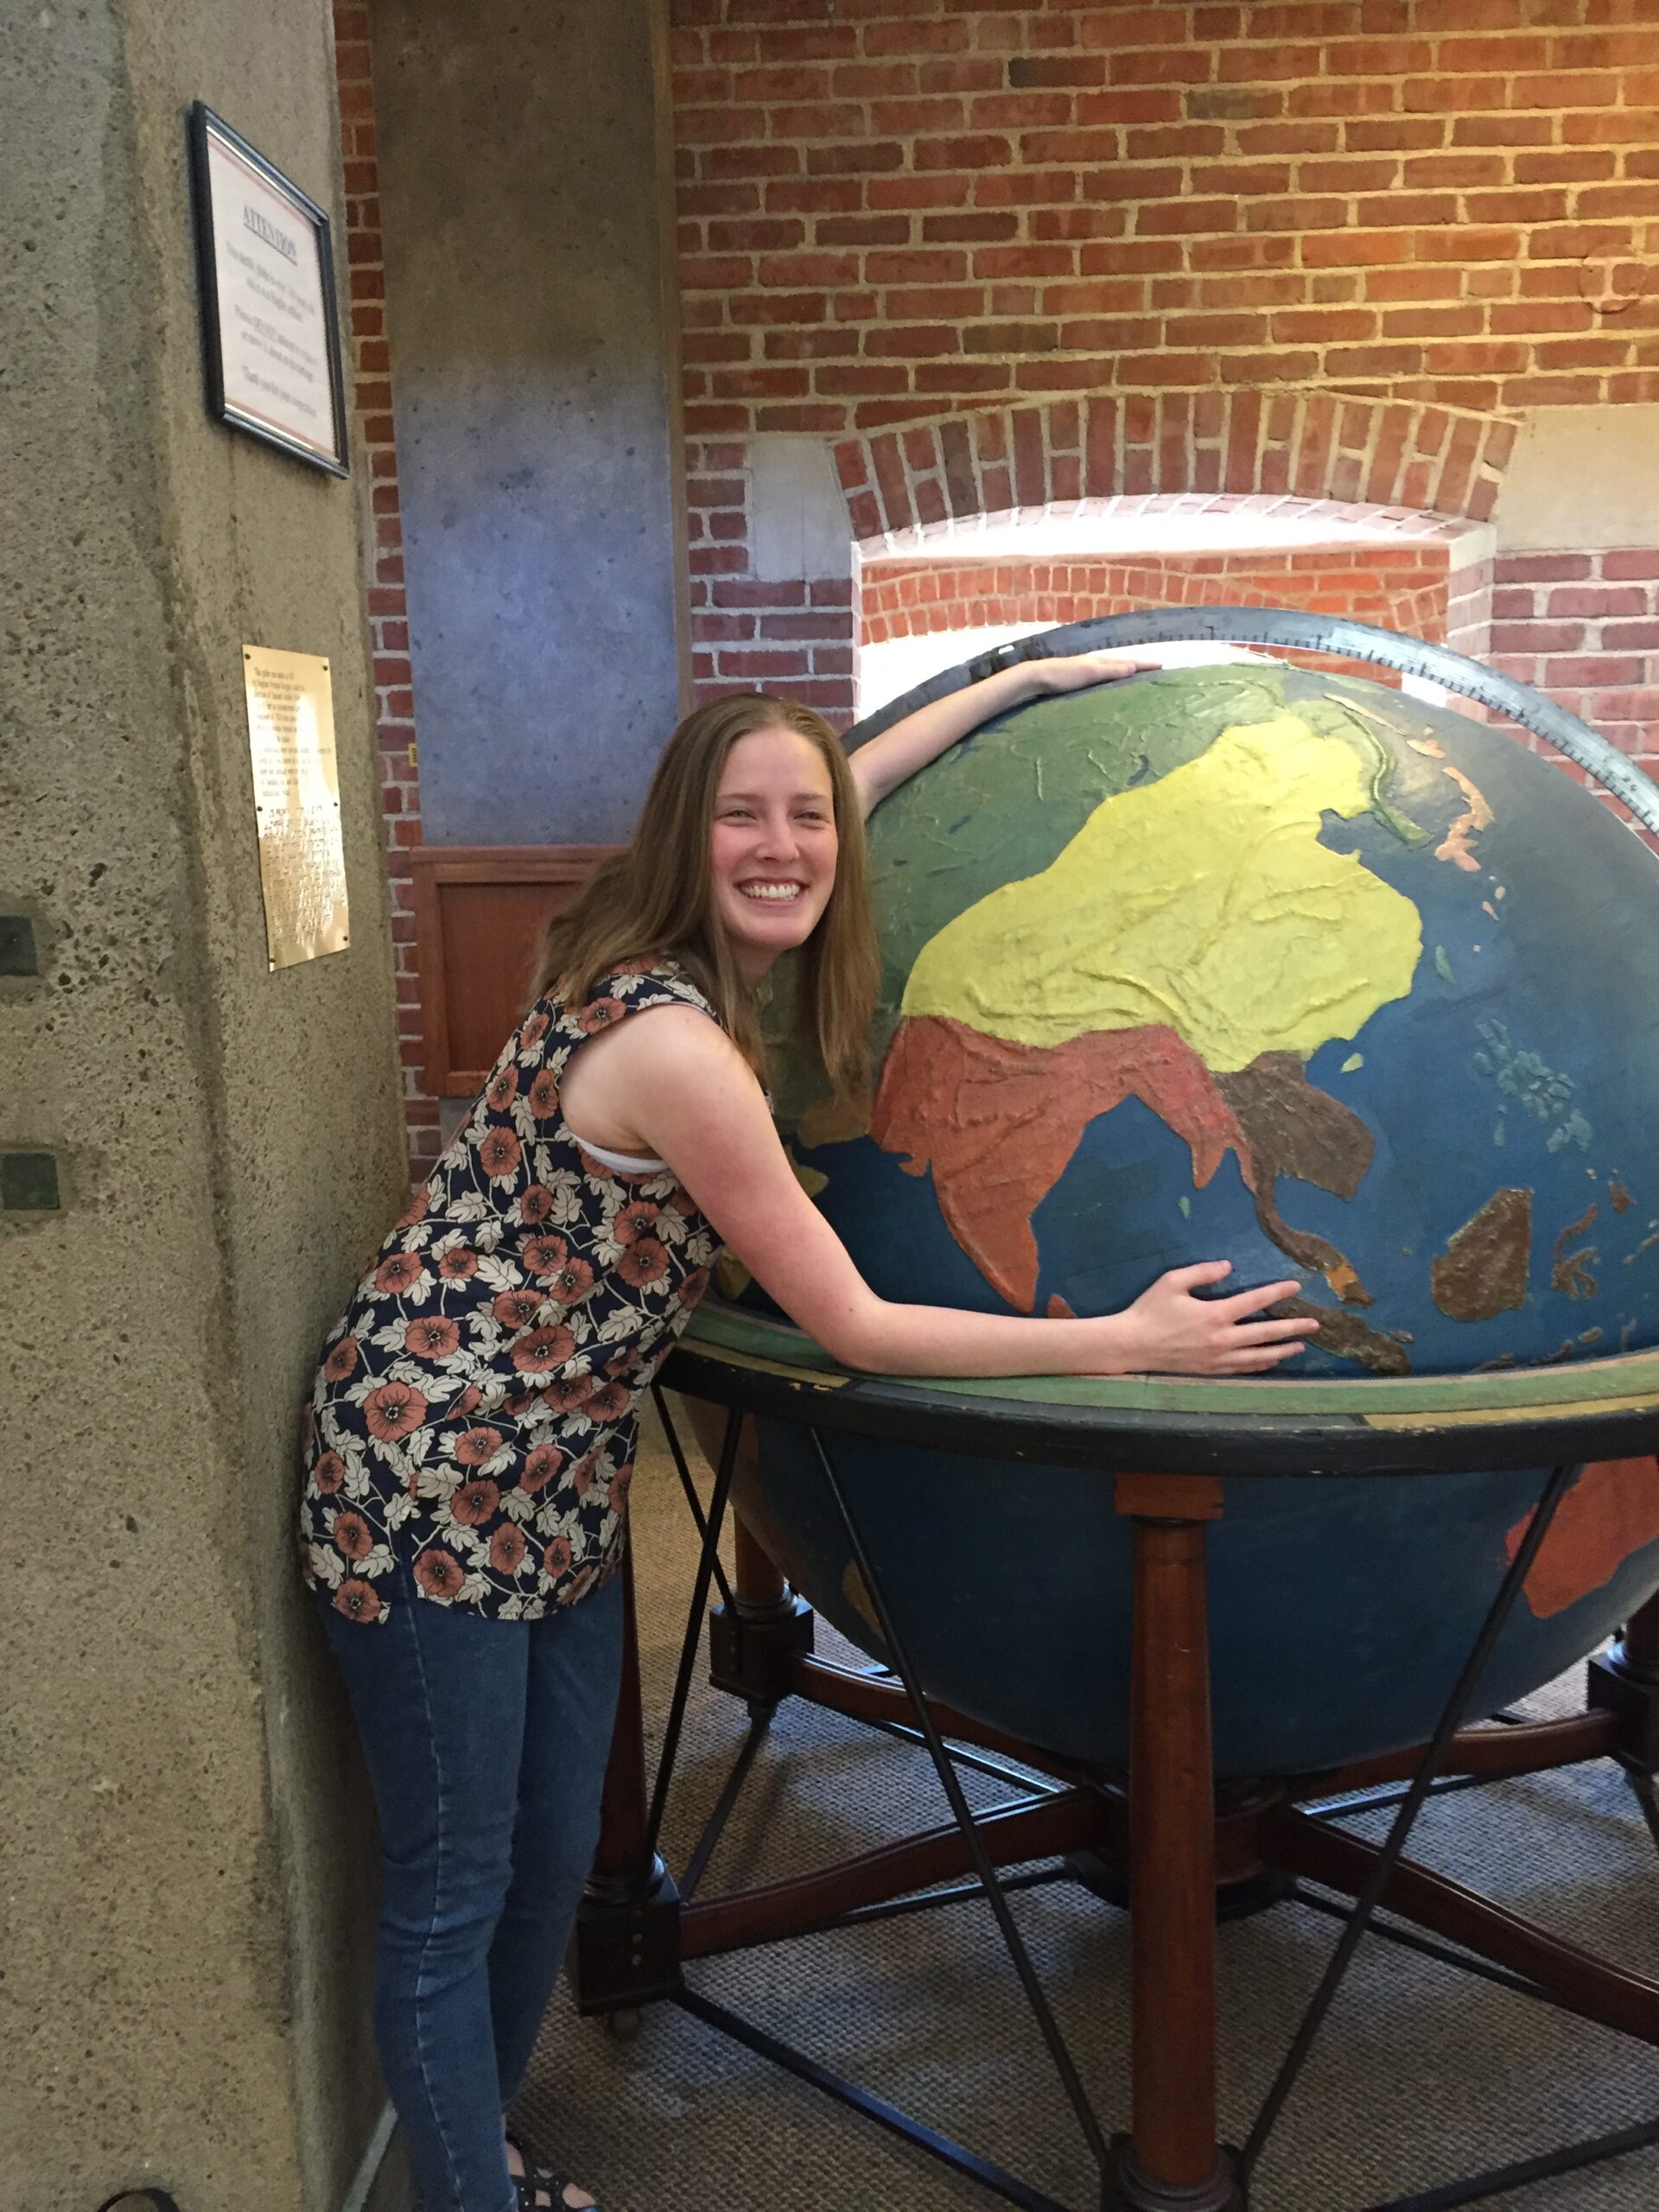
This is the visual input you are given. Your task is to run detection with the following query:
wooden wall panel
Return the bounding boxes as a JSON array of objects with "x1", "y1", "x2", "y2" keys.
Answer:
[{"x1": 407, "y1": 846, "x2": 615, "y2": 1096}]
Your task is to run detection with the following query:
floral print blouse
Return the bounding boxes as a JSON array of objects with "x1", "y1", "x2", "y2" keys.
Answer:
[{"x1": 300, "y1": 962, "x2": 721, "y2": 1624}]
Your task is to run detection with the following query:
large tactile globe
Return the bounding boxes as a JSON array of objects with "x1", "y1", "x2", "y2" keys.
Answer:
[{"x1": 732, "y1": 655, "x2": 1659, "y2": 1775}]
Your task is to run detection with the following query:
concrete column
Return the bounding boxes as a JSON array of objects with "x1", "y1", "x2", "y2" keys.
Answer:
[
  {"x1": 3, "y1": 5, "x2": 408, "y2": 2209},
  {"x1": 367, "y1": 0, "x2": 689, "y2": 846}
]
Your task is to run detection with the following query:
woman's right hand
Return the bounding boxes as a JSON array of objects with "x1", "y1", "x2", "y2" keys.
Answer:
[
  {"x1": 1109, "y1": 1262, "x2": 1319, "y2": 1376},
  {"x1": 609, "y1": 1010, "x2": 1325, "y2": 1382}
]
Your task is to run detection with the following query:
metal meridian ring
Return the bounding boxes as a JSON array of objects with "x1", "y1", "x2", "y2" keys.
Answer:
[{"x1": 849, "y1": 603, "x2": 1659, "y2": 839}]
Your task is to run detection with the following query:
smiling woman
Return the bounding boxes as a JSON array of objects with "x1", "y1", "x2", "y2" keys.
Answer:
[
  {"x1": 296, "y1": 658, "x2": 1314, "y2": 2212},
  {"x1": 709, "y1": 729, "x2": 838, "y2": 972},
  {"x1": 534, "y1": 691, "x2": 879, "y2": 1106}
]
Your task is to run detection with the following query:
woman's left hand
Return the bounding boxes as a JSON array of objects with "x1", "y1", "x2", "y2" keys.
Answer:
[
  {"x1": 1035, "y1": 650, "x2": 1163, "y2": 696},
  {"x1": 852, "y1": 648, "x2": 1164, "y2": 817}
]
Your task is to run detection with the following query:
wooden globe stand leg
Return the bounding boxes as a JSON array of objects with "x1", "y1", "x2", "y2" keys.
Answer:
[
  {"x1": 1619, "y1": 1586, "x2": 1659, "y2": 1675},
  {"x1": 1106, "y1": 1474, "x2": 1243, "y2": 2212},
  {"x1": 576, "y1": 1406, "x2": 744, "y2": 2020},
  {"x1": 734, "y1": 1514, "x2": 785, "y2": 1610},
  {"x1": 707, "y1": 1512, "x2": 817, "y2": 1719},
  {"x1": 676, "y1": 1402, "x2": 819, "y2": 1719},
  {"x1": 574, "y1": 1544, "x2": 684, "y2": 2014}
]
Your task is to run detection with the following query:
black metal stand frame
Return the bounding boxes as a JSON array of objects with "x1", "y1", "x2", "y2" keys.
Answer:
[{"x1": 621, "y1": 1392, "x2": 1659, "y2": 2211}]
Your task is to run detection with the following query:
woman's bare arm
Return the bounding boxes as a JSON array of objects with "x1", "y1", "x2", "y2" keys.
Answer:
[
  {"x1": 847, "y1": 650, "x2": 1160, "y2": 819},
  {"x1": 607, "y1": 1008, "x2": 1315, "y2": 1380}
]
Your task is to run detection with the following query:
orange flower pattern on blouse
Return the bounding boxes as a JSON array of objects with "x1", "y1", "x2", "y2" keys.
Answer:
[{"x1": 300, "y1": 965, "x2": 720, "y2": 1624}]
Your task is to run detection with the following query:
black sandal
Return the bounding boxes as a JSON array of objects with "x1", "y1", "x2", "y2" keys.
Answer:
[{"x1": 506, "y1": 2137, "x2": 599, "y2": 2212}]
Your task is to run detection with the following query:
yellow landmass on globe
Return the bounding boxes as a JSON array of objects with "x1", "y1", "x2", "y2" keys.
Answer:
[{"x1": 900, "y1": 715, "x2": 1422, "y2": 1071}]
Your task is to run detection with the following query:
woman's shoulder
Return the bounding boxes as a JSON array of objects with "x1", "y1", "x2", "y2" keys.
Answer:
[
  {"x1": 573, "y1": 957, "x2": 721, "y2": 1029},
  {"x1": 504, "y1": 957, "x2": 722, "y2": 1077}
]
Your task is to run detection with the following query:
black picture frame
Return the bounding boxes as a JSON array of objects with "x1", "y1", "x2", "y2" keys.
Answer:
[{"x1": 188, "y1": 102, "x2": 350, "y2": 478}]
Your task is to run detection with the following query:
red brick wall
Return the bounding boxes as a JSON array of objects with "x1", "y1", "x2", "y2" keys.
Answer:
[
  {"x1": 860, "y1": 544, "x2": 1452, "y2": 644},
  {"x1": 686, "y1": 559, "x2": 858, "y2": 720},
  {"x1": 1491, "y1": 548, "x2": 1659, "y2": 762},
  {"x1": 671, "y1": 0, "x2": 1659, "y2": 435},
  {"x1": 335, "y1": 4, "x2": 441, "y2": 1179},
  {"x1": 1446, "y1": 549, "x2": 1496, "y2": 664}
]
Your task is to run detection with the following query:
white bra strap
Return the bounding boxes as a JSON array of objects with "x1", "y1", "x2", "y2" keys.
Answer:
[{"x1": 568, "y1": 1130, "x2": 668, "y2": 1175}]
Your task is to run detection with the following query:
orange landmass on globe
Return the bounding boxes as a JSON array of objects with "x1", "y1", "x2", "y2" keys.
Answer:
[
  {"x1": 871, "y1": 1016, "x2": 1245, "y2": 1313},
  {"x1": 872, "y1": 1014, "x2": 1383, "y2": 1317},
  {"x1": 1504, "y1": 1457, "x2": 1659, "y2": 1618}
]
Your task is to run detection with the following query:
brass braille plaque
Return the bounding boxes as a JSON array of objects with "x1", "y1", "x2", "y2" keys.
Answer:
[{"x1": 243, "y1": 644, "x2": 350, "y2": 970}]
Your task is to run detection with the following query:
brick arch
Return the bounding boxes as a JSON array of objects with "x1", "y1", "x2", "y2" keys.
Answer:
[{"x1": 833, "y1": 391, "x2": 1518, "y2": 551}]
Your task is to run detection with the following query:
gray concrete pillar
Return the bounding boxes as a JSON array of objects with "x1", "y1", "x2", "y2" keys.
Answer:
[{"x1": 3, "y1": 5, "x2": 409, "y2": 2208}]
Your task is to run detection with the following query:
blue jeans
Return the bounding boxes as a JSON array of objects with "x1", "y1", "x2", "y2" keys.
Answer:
[{"x1": 320, "y1": 1565, "x2": 625, "y2": 2212}]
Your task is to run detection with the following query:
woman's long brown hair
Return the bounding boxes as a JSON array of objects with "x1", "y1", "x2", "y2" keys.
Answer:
[{"x1": 532, "y1": 694, "x2": 880, "y2": 1102}]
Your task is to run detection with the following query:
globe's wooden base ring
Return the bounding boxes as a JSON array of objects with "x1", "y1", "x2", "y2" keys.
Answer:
[{"x1": 673, "y1": 1297, "x2": 1659, "y2": 1477}]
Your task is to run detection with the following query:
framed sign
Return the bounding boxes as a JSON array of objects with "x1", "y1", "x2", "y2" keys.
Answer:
[{"x1": 188, "y1": 103, "x2": 350, "y2": 477}]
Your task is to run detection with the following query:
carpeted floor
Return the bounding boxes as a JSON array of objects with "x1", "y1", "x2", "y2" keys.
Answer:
[{"x1": 515, "y1": 1406, "x2": 1659, "y2": 2212}]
